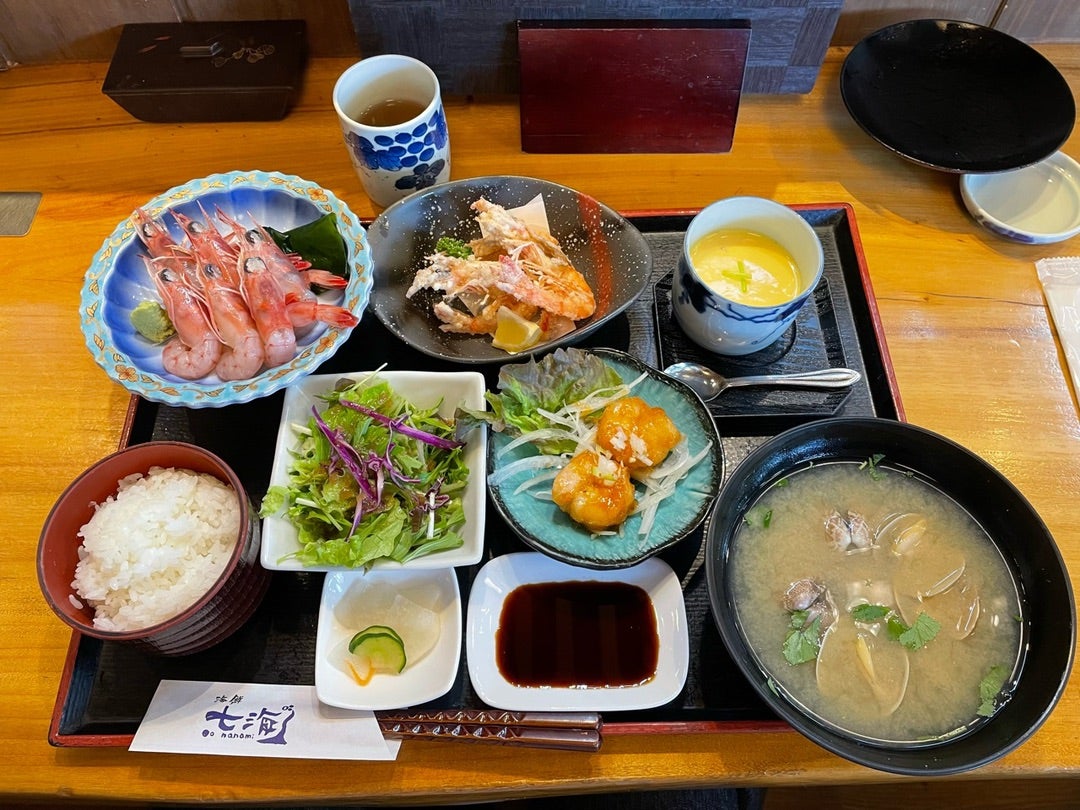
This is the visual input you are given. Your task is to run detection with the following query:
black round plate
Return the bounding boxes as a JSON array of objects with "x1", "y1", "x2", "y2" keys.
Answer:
[{"x1": 841, "y1": 19, "x2": 1075, "y2": 173}]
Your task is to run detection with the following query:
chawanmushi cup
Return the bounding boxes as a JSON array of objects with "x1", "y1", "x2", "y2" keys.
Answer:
[{"x1": 672, "y1": 196, "x2": 825, "y2": 356}]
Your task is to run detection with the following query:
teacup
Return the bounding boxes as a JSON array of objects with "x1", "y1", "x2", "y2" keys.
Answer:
[
  {"x1": 332, "y1": 54, "x2": 451, "y2": 208},
  {"x1": 672, "y1": 196, "x2": 824, "y2": 356}
]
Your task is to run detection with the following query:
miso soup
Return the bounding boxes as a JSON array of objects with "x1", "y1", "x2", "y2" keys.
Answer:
[{"x1": 729, "y1": 460, "x2": 1023, "y2": 744}]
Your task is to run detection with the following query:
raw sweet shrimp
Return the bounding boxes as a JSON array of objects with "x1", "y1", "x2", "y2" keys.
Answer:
[
  {"x1": 238, "y1": 225, "x2": 355, "y2": 331},
  {"x1": 132, "y1": 208, "x2": 179, "y2": 258},
  {"x1": 196, "y1": 260, "x2": 265, "y2": 381},
  {"x1": 149, "y1": 258, "x2": 222, "y2": 380},
  {"x1": 237, "y1": 252, "x2": 296, "y2": 368},
  {"x1": 172, "y1": 209, "x2": 242, "y2": 287}
]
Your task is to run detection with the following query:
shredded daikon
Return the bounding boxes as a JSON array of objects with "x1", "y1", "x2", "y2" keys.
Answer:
[{"x1": 490, "y1": 382, "x2": 712, "y2": 539}]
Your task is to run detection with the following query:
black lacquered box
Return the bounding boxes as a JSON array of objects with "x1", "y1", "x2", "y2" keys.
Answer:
[{"x1": 102, "y1": 20, "x2": 307, "y2": 123}]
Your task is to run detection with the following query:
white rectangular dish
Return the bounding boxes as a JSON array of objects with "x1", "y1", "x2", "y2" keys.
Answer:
[
  {"x1": 260, "y1": 369, "x2": 487, "y2": 571},
  {"x1": 466, "y1": 552, "x2": 689, "y2": 711}
]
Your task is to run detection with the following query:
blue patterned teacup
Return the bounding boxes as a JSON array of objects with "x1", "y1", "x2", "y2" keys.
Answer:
[
  {"x1": 333, "y1": 54, "x2": 451, "y2": 208},
  {"x1": 672, "y1": 196, "x2": 824, "y2": 356}
]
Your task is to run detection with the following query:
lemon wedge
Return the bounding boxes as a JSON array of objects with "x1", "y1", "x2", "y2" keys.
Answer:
[{"x1": 491, "y1": 306, "x2": 542, "y2": 353}]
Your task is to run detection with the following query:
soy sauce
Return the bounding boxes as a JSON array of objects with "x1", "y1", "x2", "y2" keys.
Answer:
[{"x1": 495, "y1": 581, "x2": 659, "y2": 688}]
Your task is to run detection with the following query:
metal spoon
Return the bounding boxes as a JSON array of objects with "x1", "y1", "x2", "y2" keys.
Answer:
[{"x1": 663, "y1": 362, "x2": 862, "y2": 402}]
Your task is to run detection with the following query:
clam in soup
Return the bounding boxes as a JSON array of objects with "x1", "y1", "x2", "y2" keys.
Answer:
[{"x1": 729, "y1": 459, "x2": 1023, "y2": 744}]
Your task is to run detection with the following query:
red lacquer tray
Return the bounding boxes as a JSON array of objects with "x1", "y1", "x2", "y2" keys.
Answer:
[{"x1": 50, "y1": 206, "x2": 902, "y2": 746}]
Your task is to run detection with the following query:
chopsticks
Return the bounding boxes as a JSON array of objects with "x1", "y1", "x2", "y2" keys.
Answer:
[{"x1": 375, "y1": 710, "x2": 603, "y2": 751}]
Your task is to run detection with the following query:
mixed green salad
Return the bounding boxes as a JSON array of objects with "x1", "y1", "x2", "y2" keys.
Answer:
[{"x1": 260, "y1": 375, "x2": 469, "y2": 568}]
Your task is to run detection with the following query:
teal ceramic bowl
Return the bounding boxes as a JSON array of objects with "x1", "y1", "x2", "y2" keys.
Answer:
[{"x1": 487, "y1": 348, "x2": 724, "y2": 569}]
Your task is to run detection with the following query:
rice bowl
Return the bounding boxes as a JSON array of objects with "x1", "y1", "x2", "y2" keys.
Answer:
[
  {"x1": 73, "y1": 467, "x2": 241, "y2": 632},
  {"x1": 38, "y1": 441, "x2": 270, "y2": 656}
]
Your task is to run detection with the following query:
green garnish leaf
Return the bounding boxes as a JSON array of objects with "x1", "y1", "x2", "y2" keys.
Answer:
[
  {"x1": 977, "y1": 664, "x2": 1009, "y2": 717},
  {"x1": 266, "y1": 213, "x2": 349, "y2": 280},
  {"x1": 722, "y1": 260, "x2": 752, "y2": 293},
  {"x1": 851, "y1": 603, "x2": 891, "y2": 623},
  {"x1": 743, "y1": 506, "x2": 773, "y2": 529},
  {"x1": 859, "y1": 453, "x2": 888, "y2": 480},
  {"x1": 435, "y1": 236, "x2": 473, "y2": 258},
  {"x1": 456, "y1": 347, "x2": 623, "y2": 454},
  {"x1": 850, "y1": 604, "x2": 939, "y2": 650},
  {"x1": 783, "y1": 614, "x2": 823, "y2": 665},
  {"x1": 898, "y1": 612, "x2": 941, "y2": 650}
]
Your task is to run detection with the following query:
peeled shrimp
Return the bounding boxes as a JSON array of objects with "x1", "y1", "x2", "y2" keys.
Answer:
[
  {"x1": 150, "y1": 260, "x2": 222, "y2": 380},
  {"x1": 551, "y1": 450, "x2": 636, "y2": 532},
  {"x1": 595, "y1": 396, "x2": 682, "y2": 472},
  {"x1": 196, "y1": 260, "x2": 265, "y2": 381}
]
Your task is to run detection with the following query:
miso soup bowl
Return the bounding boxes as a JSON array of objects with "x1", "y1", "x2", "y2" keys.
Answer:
[
  {"x1": 705, "y1": 417, "x2": 1075, "y2": 776},
  {"x1": 672, "y1": 196, "x2": 824, "y2": 356}
]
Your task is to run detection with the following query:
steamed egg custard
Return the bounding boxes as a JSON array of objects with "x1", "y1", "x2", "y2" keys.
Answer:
[
  {"x1": 729, "y1": 460, "x2": 1023, "y2": 745},
  {"x1": 689, "y1": 228, "x2": 801, "y2": 306}
]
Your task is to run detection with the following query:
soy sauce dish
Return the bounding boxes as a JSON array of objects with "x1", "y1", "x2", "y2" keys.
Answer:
[{"x1": 705, "y1": 417, "x2": 1074, "y2": 776}]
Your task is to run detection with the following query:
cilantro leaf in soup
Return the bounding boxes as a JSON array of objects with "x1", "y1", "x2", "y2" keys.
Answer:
[
  {"x1": 783, "y1": 614, "x2": 823, "y2": 665},
  {"x1": 977, "y1": 664, "x2": 1010, "y2": 717},
  {"x1": 851, "y1": 603, "x2": 891, "y2": 623},
  {"x1": 898, "y1": 612, "x2": 941, "y2": 650},
  {"x1": 850, "y1": 603, "x2": 939, "y2": 650}
]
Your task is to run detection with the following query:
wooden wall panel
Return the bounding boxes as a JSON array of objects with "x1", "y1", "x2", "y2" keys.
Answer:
[
  {"x1": 0, "y1": 0, "x2": 356, "y2": 68},
  {"x1": 0, "y1": 0, "x2": 178, "y2": 64},
  {"x1": 829, "y1": 0, "x2": 999, "y2": 45},
  {"x1": 1, "y1": 0, "x2": 1078, "y2": 70},
  {"x1": 996, "y1": 1, "x2": 1080, "y2": 43}
]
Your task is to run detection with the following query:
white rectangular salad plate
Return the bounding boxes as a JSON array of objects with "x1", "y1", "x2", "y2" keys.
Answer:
[
  {"x1": 260, "y1": 370, "x2": 487, "y2": 571},
  {"x1": 466, "y1": 552, "x2": 690, "y2": 711},
  {"x1": 315, "y1": 568, "x2": 462, "y2": 711}
]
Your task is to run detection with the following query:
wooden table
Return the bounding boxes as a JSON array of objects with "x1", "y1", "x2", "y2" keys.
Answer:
[{"x1": 4, "y1": 46, "x2": 1080, "y2": 805}]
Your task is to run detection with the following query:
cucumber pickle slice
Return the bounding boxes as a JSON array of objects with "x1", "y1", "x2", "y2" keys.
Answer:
[{"x1": 349, "y1": 626, "x2": 407, "y2": 673}]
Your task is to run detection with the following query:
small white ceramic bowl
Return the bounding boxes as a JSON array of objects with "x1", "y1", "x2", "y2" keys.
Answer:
[
  {"x1": 672, "y1": 196, "x2": 824, "y2": 356},
  {"x1": 961, "y1": 151, "x2": 1080, "y2": 244}
]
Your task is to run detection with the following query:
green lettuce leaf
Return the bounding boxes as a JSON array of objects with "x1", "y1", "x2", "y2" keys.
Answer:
[{"x1": 456, "y1": 348, "x2": 623, "y2": 454}]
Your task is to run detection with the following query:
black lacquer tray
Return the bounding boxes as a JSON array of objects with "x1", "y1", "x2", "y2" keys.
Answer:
[{"x1": 50, "y1": 205, "x2": 902, "y2": 746}]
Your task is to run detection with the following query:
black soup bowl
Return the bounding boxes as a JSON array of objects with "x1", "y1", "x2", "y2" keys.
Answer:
[{"x1": 705, "y1": 417, "x2": 1074, "y2": 776}]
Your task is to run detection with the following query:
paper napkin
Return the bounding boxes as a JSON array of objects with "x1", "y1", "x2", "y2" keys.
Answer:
[
  {"x1": 1036, "y1": 257, "x2": 1080, "y2": 400},
  {"x1": 129, "y1": 680, "x2": 401, "y2": 760}
]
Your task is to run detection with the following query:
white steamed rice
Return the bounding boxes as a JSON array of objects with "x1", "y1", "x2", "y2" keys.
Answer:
[{"x1": 72, "y1": 465, "x2": 241, "y2": 632}]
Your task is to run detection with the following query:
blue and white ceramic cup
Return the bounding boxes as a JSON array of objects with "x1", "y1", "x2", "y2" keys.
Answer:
[
  {"x1": 672, "y1": 196, "x2": 825, "y2": 356},
  {"x1": 333, "y1": 54, "x2": 451, "y2": 208}
]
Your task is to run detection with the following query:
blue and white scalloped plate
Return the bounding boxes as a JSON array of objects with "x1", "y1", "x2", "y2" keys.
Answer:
[{"x1": 79, "y1": 170, "x2": 373, "y2": 408}]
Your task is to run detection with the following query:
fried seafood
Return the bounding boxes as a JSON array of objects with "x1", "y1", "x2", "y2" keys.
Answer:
[
  {"x1": 406, "y1": 197, "x2": 596, "y2": 347},
  {"x1": 551, "y1": 450, "x2": 637, "y2": 532},
  {"x1": 595, "y1": 396, "x2": 682, "y2": 472}
]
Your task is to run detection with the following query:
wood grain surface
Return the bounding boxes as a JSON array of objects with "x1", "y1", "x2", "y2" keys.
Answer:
[{"x1": 3, "y1": 46, "x2": 1080, "y2": 805}]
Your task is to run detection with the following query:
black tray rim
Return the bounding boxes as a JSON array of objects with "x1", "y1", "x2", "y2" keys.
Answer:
[{"x1": 48, "y1": 203, "x2": 903, "y2": 747}]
